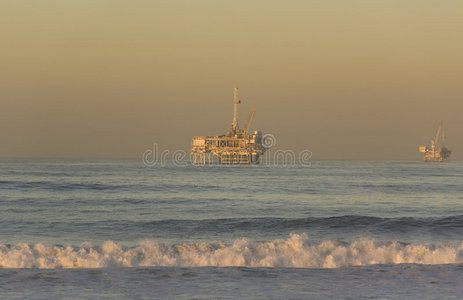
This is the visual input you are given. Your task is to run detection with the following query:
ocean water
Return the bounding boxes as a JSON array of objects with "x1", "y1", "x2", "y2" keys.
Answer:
[{"x1": 0, "y1": 159, "x2": 462, "y2": 299}]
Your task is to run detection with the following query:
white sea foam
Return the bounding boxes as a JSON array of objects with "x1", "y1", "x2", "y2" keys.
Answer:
[{"x1": 1, "y1": 234, "x2": 463, "y2": 269}]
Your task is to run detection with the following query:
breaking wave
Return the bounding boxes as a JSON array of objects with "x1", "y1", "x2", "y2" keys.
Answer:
[{"x1": 2, "y1": 234, "x2": 463, "y2": 269}]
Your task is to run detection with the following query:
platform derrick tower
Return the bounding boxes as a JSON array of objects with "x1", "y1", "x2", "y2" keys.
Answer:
[{"x1": 191, "y1": 87, "x2": 267, "y2": 164}]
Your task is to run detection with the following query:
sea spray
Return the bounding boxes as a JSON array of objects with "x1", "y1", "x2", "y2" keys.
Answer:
[{"x1": 1, "y1": 234, "x2": 463, "y2": 269}]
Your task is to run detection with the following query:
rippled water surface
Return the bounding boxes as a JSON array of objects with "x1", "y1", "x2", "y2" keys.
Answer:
[{"x1": 1, "y1": 159, "x2": 462, "y2": 298}]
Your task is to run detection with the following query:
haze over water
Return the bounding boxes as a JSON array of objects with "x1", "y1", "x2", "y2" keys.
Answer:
[{"x1": 1, "y1": 0, "x2": 462, "y2": 160}]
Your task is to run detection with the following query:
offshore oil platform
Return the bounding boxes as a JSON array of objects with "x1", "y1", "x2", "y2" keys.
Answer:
[
  {"x1": 419, "y1": 121, "x2": 452, "y2": 162},
  {"x1": 191, "y1": 87, "x2": 267, "y2": 164}
]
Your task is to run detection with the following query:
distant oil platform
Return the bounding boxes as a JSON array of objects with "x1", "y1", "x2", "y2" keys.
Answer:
[
  {"x1": 191, "y1": 87, "x2": 267, "y2": 164},
  {"x1": 419, "y1": 121, "x2": 452, "y2": 162}
]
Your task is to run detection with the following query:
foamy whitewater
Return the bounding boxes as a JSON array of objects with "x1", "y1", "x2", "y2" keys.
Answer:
[
  {"x1": 2, "y1": 236, "x2": 463, "y2": 269},
  {"x1": 1, "y1": 160, "x2": 463, "y2": 299}
]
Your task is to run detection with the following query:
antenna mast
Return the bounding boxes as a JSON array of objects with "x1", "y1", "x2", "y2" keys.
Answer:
[{"x1": 232, "y1": 86, "x2": 240, "y2": 131}]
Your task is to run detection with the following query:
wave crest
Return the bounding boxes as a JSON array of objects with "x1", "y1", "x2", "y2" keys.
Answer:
[{"x1": 1, "y1": 234, "x2": 463, "y2": 269}]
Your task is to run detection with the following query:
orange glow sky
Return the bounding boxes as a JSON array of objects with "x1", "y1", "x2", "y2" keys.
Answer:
[{"x1": 1, "y1": 1, "x2": 462, "y2": 160}]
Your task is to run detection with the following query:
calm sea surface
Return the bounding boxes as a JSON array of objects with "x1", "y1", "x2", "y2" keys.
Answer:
[{"x1": 0, "y1": 159, "x2": 462, "y2": 299}]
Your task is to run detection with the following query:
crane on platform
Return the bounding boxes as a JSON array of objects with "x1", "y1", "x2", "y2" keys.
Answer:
[
  {"x1": 431, "y1": 121, "x2": 443, "y2": 150},
  {"x1": 244, "y1": 107, "x2": 256, "y2": 135}
]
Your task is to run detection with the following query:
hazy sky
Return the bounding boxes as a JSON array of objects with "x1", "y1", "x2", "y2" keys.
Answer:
[{"x1": 1, "y1": 0, "x2": 462, "y2": 160}]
